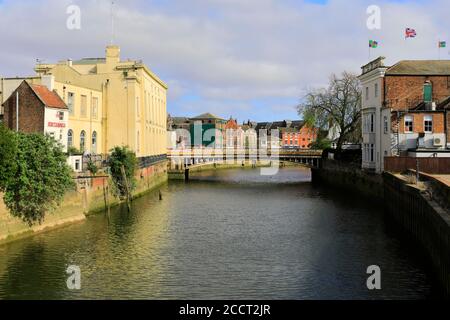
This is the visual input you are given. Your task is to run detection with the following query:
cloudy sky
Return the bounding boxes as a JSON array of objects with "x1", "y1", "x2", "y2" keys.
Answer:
[{"x1": 0, "y1": 0, "x2": 449, "y2": 122}]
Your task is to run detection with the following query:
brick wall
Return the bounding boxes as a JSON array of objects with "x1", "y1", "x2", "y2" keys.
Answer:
[
  {"x1": 398, "y1": 112, "x2": 445, "y2": 134},
  {"x1": 385, "y1": 75, "x2": 450, "y2": 110},
  {"x1": 2, "y1": 81, "x2": 45, "y2": 133}
]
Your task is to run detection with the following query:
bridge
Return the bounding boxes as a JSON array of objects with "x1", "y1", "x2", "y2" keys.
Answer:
[{"x1": 167, "y1": 149, "x2": 323, "y2": 180}]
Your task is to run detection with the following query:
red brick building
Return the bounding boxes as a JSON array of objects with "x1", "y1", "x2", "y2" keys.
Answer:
[
  {"x1": 281, "y1": 121, "x2": 318, "y2": 149},
  {"x1": 2, "y1": 80, "x2": 69, "y2": 150}
]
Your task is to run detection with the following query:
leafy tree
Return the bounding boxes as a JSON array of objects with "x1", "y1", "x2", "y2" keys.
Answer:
[
  {"x1": 309, "y1": 138, "x2": 332, "y2": 150},
  {"x1": 0, "y1": 124, "x2": 18, "y2": 191},
  {"x1": 1, "y1": 132, "x2": 74, "y2": 226},
  {"x1": 108, "y1": 146, "x2": 137, "y2": 199},
  {"x1": 298, "y1": 72, "x2": 361, "y2": 152},
  {"x1": 87, "y1": 160, "x2": 98, "y2": 176},
  {"x1": 67, "y1": 146, "x2": 81, "y2": 155}
]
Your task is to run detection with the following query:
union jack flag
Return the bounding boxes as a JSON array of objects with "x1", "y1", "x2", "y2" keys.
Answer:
[{"x1": 405, "y1": 28, "x2": 417, "y2": 38}]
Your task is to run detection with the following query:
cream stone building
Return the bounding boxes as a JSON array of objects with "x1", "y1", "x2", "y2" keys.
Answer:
[{"x1": 33, "y1": 45, "x2": 168, "y2": 158}]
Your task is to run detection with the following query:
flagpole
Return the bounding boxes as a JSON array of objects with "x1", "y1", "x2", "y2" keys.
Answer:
[{"x1": 439, "y1": 39, "x2": 441, "y2": 60}]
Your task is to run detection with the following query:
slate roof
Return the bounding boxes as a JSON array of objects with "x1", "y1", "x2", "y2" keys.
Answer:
[
  {"x1": 386, "y1": 60, "x2": 450, "y2": 76},
  {"x1": 191, "y1": 112, "x2": 225, "y2": 120}
]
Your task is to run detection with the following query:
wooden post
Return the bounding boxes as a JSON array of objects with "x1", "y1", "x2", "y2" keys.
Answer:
[{"x1": 121, "y1": 165, "x2": 132, "y2": 211}]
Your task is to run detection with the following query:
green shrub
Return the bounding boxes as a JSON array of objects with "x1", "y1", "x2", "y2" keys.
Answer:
[
  {"x1": 0, "y1": 131, "x2": 74, "y2": 226},
  {"x1": 108, "y1": 146, "x2": 137, "y2": 199}
]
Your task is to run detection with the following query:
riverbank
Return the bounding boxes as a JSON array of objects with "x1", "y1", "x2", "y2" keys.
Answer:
[
  {"x1": 312, "y1": 159, "x2": 450, "y2": 296},
  {"x1": 0, "y1": 161, "x2": 168, "y2": 245}
]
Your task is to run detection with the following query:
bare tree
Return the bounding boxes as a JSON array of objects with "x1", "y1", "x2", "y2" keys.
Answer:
[{"x1": 298, "y1": 72, "x2": 361, "y2": 152}]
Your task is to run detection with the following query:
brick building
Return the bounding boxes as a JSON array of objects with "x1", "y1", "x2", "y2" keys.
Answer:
[
  {"x1": 2, "y1": 80, "x2": 69, "y2": 150},
  {"x1": 359, "y1": 57, "x2": 450, "y2": 173},
  {"x1": 224, "y1": 117, "x2": 244, "y2": 149},
  {"x1": 281, "y1": 121, "x2": 318, "y2": 149}
]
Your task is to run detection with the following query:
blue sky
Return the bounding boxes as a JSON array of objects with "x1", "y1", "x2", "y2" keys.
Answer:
[{"x1": 1, "y1": 0, "x2": 449, "y2": 122}]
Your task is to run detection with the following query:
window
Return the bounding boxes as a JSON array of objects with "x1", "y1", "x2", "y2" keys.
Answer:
[
  {"x1": 424, "y1": 115, "x2": 433, "y2": 133},
  {"x1": 49, "y1": 132, "x2": 55, "y2": 139},
  {"x1": 92, "y1": 131, "x2": 97, "y2": 154},
  {"x1": 92, "y1": 97, "x2": 98, "y2": 119},
  {"x1": 365, "y1": 87, "x2": 369, "y2": 100},
  {"x1": 57, "y1": 111, "x2": 64, "y2": 120},
  {"x1": 370, "y1": 114, "x2": 374, "y2": 132},
  {"x1": 80, "y1": 130, "x2": 86, "y2": 152},
  {"x1": 383, "y1": 116, "x2": 388, "y2": 134},
  {"x1": 68, "y1": 129, "x2": 73, "y2": 147},
  {"x1": 68, "y1": 92, "x2": 75, "y2": 115},
  {"x1": 75, "y1": 159, "x2": 80, "y2": 171},
  {"x1": 404, "y1": 115, "x2": 413, "y2": 132},
  {"x1": 80, "y1": 95, "x2": 87, "y2": 118},
  {"x1": 370, "y1": 144, "x2": 374, "y2": 162},
  {"x1": 374, "y1": 83, "x2": 379, "y2": 98}
]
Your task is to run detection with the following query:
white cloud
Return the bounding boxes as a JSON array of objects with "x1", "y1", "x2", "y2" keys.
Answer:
[{"x1": 0, "y1": 0, "x2": 449, "y2": 120}]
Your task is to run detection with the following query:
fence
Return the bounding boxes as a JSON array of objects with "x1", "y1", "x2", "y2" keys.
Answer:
[{"x1": 384, "y1": 156, "x2": 450, "y2": 174}]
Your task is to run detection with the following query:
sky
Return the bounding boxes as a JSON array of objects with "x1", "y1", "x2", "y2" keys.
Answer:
[{"x1": 1, "y1": 0, "x2": 450, "y2": 122}]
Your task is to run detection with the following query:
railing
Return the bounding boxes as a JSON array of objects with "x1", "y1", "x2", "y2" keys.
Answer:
[
  {"x1": 384, "y1": 157, "x2": 450, "y2": 174},
  {"x1": 167, "y1": 149, "x2": 323, "y2": 157}
]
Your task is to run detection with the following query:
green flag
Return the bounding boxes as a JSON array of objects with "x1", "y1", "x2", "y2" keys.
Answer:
[{"x1": 369, "y1": 40, "x2": 378, "y2": 48}]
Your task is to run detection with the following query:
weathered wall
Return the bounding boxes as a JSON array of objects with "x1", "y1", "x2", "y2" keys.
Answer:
[
  {"x1": 312, "y1": 160, "x2": 450, "y2": 295},
  {"x1": 0, "y1": 161, "x2": 168, "y2": 245},
  {"x1": 0, "y1": 190, "x2": 86, "y2": 245},
  {"x1": 311, "y1": 160, "x2": 384, "y2": 200},
  {"x1": 384, "y1": 172, "x2": 450, "y2": 295}
]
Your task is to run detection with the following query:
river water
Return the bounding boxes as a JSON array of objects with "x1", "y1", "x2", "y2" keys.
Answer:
[{"x1": 0, "y1": 167, "x2": 441, "y2": 299}]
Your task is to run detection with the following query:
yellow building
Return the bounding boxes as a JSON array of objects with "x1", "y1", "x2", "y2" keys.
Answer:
[
  {"x1": 0, "y1": 75, "x2": 103, "y2": 154},
  {"x1": 34, "y1": 45, "x2": 168, "y2": 158}
]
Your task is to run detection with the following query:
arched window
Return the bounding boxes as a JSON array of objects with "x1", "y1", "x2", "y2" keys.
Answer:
[
  {"x1": 92, "y1": 131, "x2": 97, "y2": 154},
  {"x1": 80, "y1": 130, "x2": 86, "y2": 152},
  {"x1": 67, "y1": 129, "x2": 73, "y2": 148}
]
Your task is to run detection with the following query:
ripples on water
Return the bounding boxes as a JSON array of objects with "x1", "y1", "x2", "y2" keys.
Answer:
[{"x1": 0, "y1": 167, "x2": 441, "y2": 299}]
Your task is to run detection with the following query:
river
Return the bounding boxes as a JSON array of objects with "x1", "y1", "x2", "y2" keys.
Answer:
[{"x1": 0, "y1": 167, "x2": 442, "y2": 299}]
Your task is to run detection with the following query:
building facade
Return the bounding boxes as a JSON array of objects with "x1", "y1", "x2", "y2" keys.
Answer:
[
  {"x1": 359, "y1": 57, "x2": 450, "y2": 173},
  {"x1": 2, "y1": 81, "x2": 69, "y2": 150},
  {"x1": 34, "y1": 45, "x2": 168, "y2": 158}
]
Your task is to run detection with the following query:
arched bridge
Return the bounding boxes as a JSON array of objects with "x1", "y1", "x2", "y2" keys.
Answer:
[{"x1": 167, "y1": 149, "x2": 323, "y2": 180}]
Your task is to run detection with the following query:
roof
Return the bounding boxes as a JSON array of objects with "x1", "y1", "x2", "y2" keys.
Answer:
[
  {"x1": 191, "y1": 112, "x2": 225, "y2": 120},
  {"x1": 30, "y1": 84, "x2": 67, "y2": 109},
  {"x1": 72, "y1": 58, "x2": 106, "y2": 65},
  {"x1": 386, "y1": 60, "x2": 450, "y2": 76}
]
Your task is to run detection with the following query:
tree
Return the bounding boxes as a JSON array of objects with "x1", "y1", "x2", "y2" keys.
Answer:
[
  {"x1": 108, "y1": 146, "x2": 137, "y2": 200},
  {"x1": 298, "y1": 72, "x2": 361, "y2": 152},
  {"x1": 0, "y1": 124, "x2": 18, "y2": 191},
  {"x1": 1, "y1": 132, "x2": 75, "y2": 226}
]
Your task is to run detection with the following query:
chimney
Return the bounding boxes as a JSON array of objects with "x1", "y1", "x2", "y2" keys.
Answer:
[
  {"x1": 41, "y1": 75, "x2": 55, "y2": 91},
  {"x1": 106, "y1": 45, "x2": 120, "y2": 64}
]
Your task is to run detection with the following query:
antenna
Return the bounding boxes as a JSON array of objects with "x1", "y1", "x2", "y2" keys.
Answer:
[{"x1": 110, "y1": 1, "x2": 115, "y2": 45}]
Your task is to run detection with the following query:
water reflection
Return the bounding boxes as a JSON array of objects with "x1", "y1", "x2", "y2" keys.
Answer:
[{"x1": 0, "y1": 167, "x2": 441, "y2": 299}]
